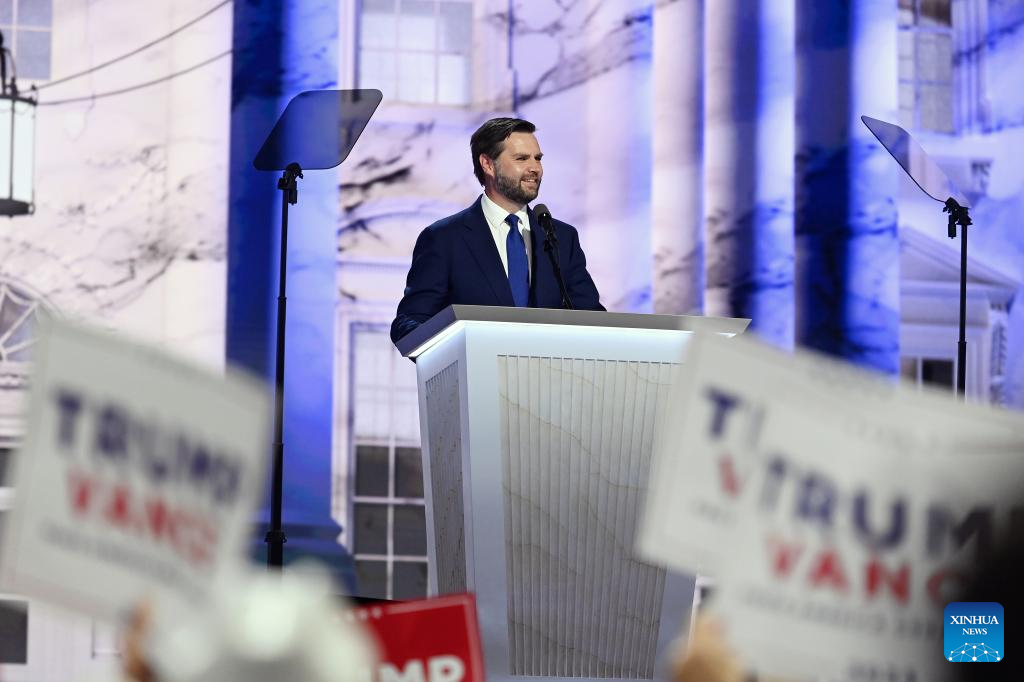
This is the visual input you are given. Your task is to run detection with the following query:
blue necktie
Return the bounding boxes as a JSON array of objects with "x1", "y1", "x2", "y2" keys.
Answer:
[{"x1": 505, "y1": 214, "x2": 529, "y2": 307}]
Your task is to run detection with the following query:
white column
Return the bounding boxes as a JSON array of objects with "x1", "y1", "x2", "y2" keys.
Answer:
[
  {"x1": 952, "y1": 0, "x2": 990, "y2": 131},
  {"x1": 703, "y1": 0, "x2": 796, "y2": 347},
  {"x1": 794, "y1": 0, "x2": 900, "y2": 372},
  {"x1": 651, "y1": 0, "x2": 704, "y2": 315},
  {"x1": 581, "y1": 0, "x2": 654, "y2": 312}
]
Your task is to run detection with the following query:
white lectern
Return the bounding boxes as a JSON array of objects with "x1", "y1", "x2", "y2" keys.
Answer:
[{"x1": 397, "y1": 306, "x2": 748, "y2": 681}]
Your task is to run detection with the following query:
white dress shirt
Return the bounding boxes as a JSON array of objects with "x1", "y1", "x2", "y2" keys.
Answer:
[{"x1": 480, "y1": 192, "x2": 532, "y2": 282}]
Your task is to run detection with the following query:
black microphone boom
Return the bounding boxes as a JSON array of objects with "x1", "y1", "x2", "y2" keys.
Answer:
[{"x1": 533, "y1": 203, "x2": 573, "y2": 310}]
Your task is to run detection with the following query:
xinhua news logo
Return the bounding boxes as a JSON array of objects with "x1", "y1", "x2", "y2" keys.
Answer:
[{"x1": 944, "y1": 602, "x2": 1004, "y2": 663}]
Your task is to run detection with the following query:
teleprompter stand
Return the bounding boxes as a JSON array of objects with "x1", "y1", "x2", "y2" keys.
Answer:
[
  {"x1": 253, "y1": 89, "x2": 382, "y2": 568},
  {"x1": 862, "y1": 116, "x2": 973, "y2": 397}
]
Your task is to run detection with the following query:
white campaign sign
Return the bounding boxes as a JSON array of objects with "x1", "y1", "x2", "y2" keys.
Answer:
[
  {"x1": 636, "y1": 333, "x2": 1024, "y2": 680},
  {"x1": 711, "y1": 408, "x2": 1024, "y2": 682},
  {"x1": 0, "y1": 319, "x2": 270, "y2": 621},
  {"x1": 638, "y1": 333, "x2": 1024, "y2": 576}
]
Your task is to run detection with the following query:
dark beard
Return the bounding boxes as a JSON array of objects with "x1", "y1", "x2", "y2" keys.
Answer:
[{"x1": 495, "y1": 167, "x2": 540, "y2": 205}]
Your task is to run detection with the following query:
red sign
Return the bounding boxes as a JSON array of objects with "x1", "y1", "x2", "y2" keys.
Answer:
[{"x1": 347, "y1": 593, "x2": 484, "y2": 682}]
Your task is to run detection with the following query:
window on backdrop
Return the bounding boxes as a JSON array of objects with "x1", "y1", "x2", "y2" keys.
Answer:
[
  {"x1": 0, "y1": 596, "x2": 28, "y2": 664},
  {"x1": 900, "y1": 355, "x2": 955, "y2": 391},
  {"x1": 0, "y1": 446, "x2": 11, "y2": 487},
  {"x1": 0, "y1": 441, "x2": 25, "y2": 663},
  {"x1": 0, "y1": 0, "x2": 52, "y2": 81},
  {"x1": 898, "y1": 0, "x2": 954, "y2": 133},
  {"x1": 349, "y1": 324, "x2": 427, "y2": 600},
  {"x1": 0, "y1": 277, "x2": 48, "y2": 669},
  {"x1": 358, "y1": 0, "x2": 473, "y2": 106}
]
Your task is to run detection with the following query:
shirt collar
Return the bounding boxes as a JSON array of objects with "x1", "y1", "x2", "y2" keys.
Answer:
[{"x1": 481, "y1": 192, "x2": 530, "y2": 231}]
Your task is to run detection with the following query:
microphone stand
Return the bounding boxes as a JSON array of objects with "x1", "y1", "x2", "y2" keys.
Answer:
[
  {"x1": 540, "y1": 223, "x2": 573, "y2": 307},
  {"x1": 944, "y1": 197, "x2": 972, "y2": 399},
  {"x1": 536, "y1": 211, "x2": 574, "y2": 310}
]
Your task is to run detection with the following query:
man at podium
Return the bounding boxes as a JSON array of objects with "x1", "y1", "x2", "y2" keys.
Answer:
[{"x1": 390, "y1": 117, "x2": 605, "y2": 344}]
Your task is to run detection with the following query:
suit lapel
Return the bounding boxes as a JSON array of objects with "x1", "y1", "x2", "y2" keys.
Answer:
[{"x1": 460, "y1": 197, "x2": 515, "y2": 307}]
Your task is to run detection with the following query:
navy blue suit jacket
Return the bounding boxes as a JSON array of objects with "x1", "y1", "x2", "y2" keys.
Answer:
[{"x1": 391, "y1": 197, "x2": 605, "y2": 344}]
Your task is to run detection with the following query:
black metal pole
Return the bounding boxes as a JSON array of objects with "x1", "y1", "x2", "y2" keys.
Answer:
[
  {"x1": 0, "y1": 35, "x2": 7, "y2": 96},
  {"x1": 543, "y1": 236, "x2": 574, "y2": 310},
  {"x1": 266, "y1": 162, "x2": 302, "y2": 568},
  {"x1": 944, "y1": 197, "x2": 971, "y2": 399},
  {"x1": 957, "y1": 220, "x2": 968, "y2": 398}
]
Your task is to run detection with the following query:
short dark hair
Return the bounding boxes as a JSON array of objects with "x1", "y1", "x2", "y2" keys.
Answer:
[{"x1": 470, "y1": 117, "x2": 537, "y2": 185}]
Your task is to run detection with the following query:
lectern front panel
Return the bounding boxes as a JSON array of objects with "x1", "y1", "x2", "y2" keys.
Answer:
[{"x1": 498, "y1": 356, "x2": 674, "y2": 678}]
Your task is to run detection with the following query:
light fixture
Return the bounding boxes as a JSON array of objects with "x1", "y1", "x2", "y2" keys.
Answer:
[{"x1": 0, "y1": 31, "x2": 35, "y2": 217}]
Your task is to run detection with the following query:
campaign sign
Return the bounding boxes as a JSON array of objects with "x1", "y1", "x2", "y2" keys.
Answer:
[
  {"x1": 0, "y1": 319, "x2": 270, "y2": 621},
  {"x1": 710, "y1": 409, "x2": 1024, "y2": 682},
  {"x1": 347, "y1": 593, "x2": 484, "y2": 682},
  {"x1": 945, "y1": 602, "x2": 1003, "y2": 662},
  {"x1": 638, "y1": 333, "x2": 1024, "y2": 577}
]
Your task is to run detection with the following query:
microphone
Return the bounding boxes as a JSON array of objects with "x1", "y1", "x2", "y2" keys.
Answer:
[{"x1": 534, "y1": 203, "x2": 557, "y2": 242}]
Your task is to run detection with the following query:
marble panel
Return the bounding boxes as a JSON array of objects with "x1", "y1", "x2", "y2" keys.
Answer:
[
  {"x1": 0, "y1": 0, "x2": 233, "y2": 368},
  {"x1": 337, "y1": 111, "x2": 484, "y2": 265},
  {"x1": 424, "y1": 360, "x2": 467, "y2": 596}
]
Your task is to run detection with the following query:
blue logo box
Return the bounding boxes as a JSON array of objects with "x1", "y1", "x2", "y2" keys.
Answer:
[{"x1": 945, "y1": 602, "x2": 1004, "y2": 663}]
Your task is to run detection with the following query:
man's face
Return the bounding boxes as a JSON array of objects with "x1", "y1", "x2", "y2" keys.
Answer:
[{"x1": 485, "y1": 132, "x2": 543, "y2": 206}]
